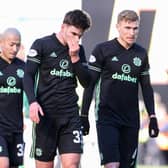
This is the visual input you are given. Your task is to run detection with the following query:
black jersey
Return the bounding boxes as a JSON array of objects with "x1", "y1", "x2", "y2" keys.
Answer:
[
  {"x1": 87, "y1": 38, "x2": 154, "y2": 128},
  {"x1": 25, "y1": 33, "x2": 89, "y2": 117},
  {"x1": 0, "y1": 57, "x2": 25, "y2": 134}
]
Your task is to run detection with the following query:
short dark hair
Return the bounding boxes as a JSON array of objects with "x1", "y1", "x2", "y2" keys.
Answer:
[
  {"x1": 63, "y1": 9, "x2": 92, "y2": 31},
  {"x1": 117, "y1": 10, "x2": 139, "y2": 23}
]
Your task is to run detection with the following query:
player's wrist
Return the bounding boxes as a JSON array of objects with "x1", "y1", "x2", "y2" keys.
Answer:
[
  {"x1": 149, "y1": 114, "x2": 156, "y2": 118},
  {"x1": 80, "y1": 114, "x2": 88, "y2": 117},
  {"x1": 71, "y1": 55, "x2": 80, "y2": 63}
]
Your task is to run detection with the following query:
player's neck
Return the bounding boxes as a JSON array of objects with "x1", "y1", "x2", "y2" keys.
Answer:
[
  {"x1": 56, "y1": 32, "x2": 66, "y2": 46},
  {"x1": 0, "y1": 54, "x2": 13, "y2": 64},
  {"x1": 117, "y1": 37, "x2": 132, "y2": 49}
]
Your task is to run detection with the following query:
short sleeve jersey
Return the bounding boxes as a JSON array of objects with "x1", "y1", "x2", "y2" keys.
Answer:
[
  {"x1": 0, "y1": 58, "x2": 25, "y2": 134},
  {"x1": 89, "y1": 38, "x2": 149, "y2": 127},
  {"x1": 27, "y1": 33, "x2": 86, "y2": 116}
]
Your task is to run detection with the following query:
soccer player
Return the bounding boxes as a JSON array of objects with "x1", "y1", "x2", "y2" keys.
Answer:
[
  {"x1": 0, "y1": 28, "x2": 25, "y2": 168},
  {"x1": 80, "y1": 10, "x2": 159, "y2": 168},
  {"x1": 23, "y1": 9, "x2": 91, "y2": 168}
]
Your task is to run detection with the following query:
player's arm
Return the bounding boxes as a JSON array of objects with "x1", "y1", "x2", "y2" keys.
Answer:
[
  {"x1": 80, "y1": 44, "x2": 103, "y2": 134},
  {"x1": 67, "y1": 36, "x2": 91, "y2": 88},
  {"x1": 140, "y1": 74, "x2": 155, "y2": 116},
  {"x1": 23, "y1": 60, "x2": 44, "y2": 123},
  {"x1": 23, "y1": 60, "x2": 38, "y2": 104},
  {"x1": 72, "y1": 45, "x2": 91, "y2": 88},
  {"x1": 140, "y1": 60, "x2": 159, "y2": 138},
  {"x1": 24, "y1": 39, "x2": 43, "y2": 104},
  {"x1": 80, "y1": 69, "x2": 100, "y2": 135},
  {"x1": 23, "y1": 40, "x2": 44, "y2": 123}
]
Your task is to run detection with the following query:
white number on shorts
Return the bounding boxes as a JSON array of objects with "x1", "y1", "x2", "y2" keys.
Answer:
[
  {"x1": 17, "y1": 143, "x2": 24, "y2": 157},
  {"x1": 73, "y1": 130, "x2": 81, "y2": 143}
]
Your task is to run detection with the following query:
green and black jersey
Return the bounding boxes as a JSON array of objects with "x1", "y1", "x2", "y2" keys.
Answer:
[
  {"x1": 81, "y1": 38, "x2": 155, "y2": 128},
  {"x1": 0, "y1": 57, "x2": 25, "y2": 134},
  {"x1": 24, "y1": 33, "x2": 90, "y2": 117}
]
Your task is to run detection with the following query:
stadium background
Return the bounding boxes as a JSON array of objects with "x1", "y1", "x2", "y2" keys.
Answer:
[{"x1": 0, "y1": 0, "x2": 168, "y2": 167}]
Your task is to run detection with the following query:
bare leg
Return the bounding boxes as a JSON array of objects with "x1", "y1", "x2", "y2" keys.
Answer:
[
  {"x1": 104, "y1": 162, "x2": 120, "y2": 168},
  {"x1": 60, "y1": 153, "x2": 81, "y2": 168},
  {"x1": 0, "y1": 157, "x2": 9, "y2": 168},
  {"x1": 35, "y1": 160, "x2": 54, "y2": 168}
]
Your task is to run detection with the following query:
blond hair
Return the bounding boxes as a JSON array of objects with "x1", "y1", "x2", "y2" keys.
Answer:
[{"x1": 117, "y1": 10, "x2": 139, "y2": 23}]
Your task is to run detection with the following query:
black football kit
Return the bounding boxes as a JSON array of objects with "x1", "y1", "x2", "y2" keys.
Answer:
[
  {"x1": 0, "y1": 57, "x2": 25, "y2": 166},
  {"x1": 24, "y1": 33, "x2": 90, "y2": 161},
  {"x1": 81, "y1": 38, "x2": 155, "y2": 167}
]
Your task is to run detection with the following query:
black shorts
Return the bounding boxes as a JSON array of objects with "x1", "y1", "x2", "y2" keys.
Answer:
[
  {"x1": 96, "y1": 123, "x2": 138, "y2": 168},
  {"x1": 30, "y1": 116, "x2": 83, "y2": 161},
  {"x1": 0, "y1": 133, "x2": 24, "y2": 166}
]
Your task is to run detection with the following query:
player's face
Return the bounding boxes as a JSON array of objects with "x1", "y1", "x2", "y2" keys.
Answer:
[
  {"x1": 1, "y1": 34, "x2": 21, "y2": 62},
  {"x1": 62, "y1": 24, "x2": 84, "y2": 45},
  {"x1": 116, "y1": 20, "x2": 139, "y2": 48}
]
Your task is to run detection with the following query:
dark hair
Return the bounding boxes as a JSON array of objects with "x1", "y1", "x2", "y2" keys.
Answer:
[
  {"x1": 63, "y1": 9, "x2": 91, "y2": 31},
  {"x1": 117, "y1": 10, "x2": 139, "y2": 23}
]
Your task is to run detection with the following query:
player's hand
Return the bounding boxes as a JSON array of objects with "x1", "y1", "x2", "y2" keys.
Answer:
[
  {"x1": 80, "y1": 116, "x2": 90, "y2": 136},
  {"x1": 149, "y1": 117, "x2": 159, "y2": 138},
  {"x1": 29, "y1": 101, "x2": 44, "y2": 124},
  {"x1": 67, "y1": 37, "x2": 80, "y2": 63}
]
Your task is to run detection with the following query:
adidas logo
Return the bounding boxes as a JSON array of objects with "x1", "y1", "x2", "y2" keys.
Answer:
[
  {"x1": 0, "y1": 71, "x2": 3, "y2": 76},
  {"x1": 50, "y1": 52, "x2": 57, "y2": 57},
  {"x1": 111, "y1": 56, "x2": 118, "y2": 61}
]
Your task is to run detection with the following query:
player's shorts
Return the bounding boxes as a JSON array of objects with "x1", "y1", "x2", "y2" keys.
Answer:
[
  {"x1": 96, "y1": 123, "x2": 138, "y2": 168},
  {"x1": 0, "y1": 132, "x2": 25, "y2": 166},
  {"x1": 30, "y1": 115, "x2": 83, "y2": 161}
]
